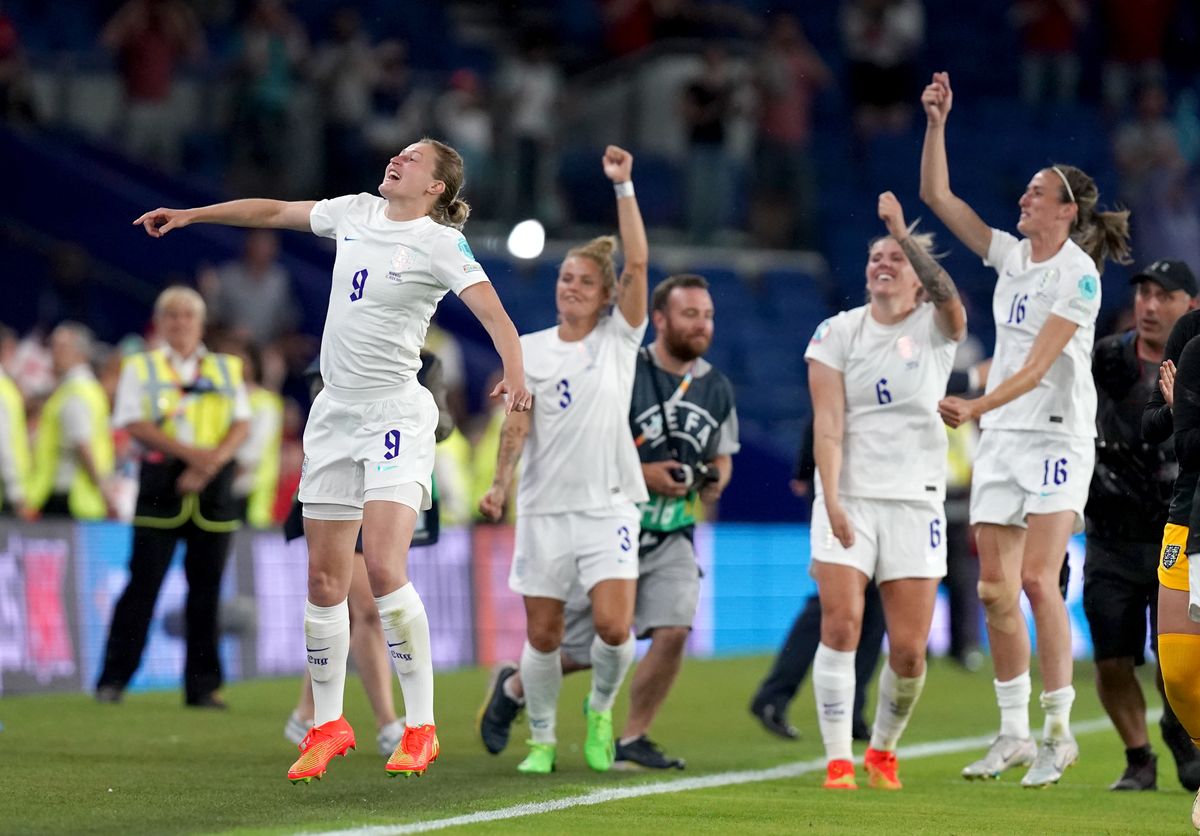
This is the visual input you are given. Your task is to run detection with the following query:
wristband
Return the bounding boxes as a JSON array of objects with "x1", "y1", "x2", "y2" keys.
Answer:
[{"x1": 614, "y1": 181, "x2": 635, "y2": 199}]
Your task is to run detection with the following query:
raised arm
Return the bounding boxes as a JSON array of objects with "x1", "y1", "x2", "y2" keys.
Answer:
[
  {"x1": 602, "y1": 145, "x2": 649, "y2": 328},
  {"x1": 808, "y1": 358, "x2": 854, "y2": 548},
  {"x1": 478, "y1": 409, "x2": 532, "y2": 522},
  {"x1": 133, "y1": 199, "x2": 318, "y2": 238},
  {"x1": 878, "y1": 191, "x2": 966, "y2": 341},
  {"x1": 459, "y1": 281, "x2": 531, "y2": 415},
  {"x1": 918, "y1": 72, "x2": 992, "y2": 259},
  {"x1": 939, "y1": 314, "x2": 1078, "y2": 427}
]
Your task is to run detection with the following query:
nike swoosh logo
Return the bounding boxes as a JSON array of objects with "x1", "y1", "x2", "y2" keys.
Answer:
[
  {"x1": 306, "y1": 646, "x2": 330, "y2": 653},
  {"x1": 344, "y1": 236, "x2": 358, "y2": 241},
  {"x1": 376, "y1": 464, "x2": 400, "y2": 472},
  {"x1": 387, "y1": 641, "x2": 407, "y2": 648}
]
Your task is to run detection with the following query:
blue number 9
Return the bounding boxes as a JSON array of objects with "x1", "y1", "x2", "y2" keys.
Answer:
[{"x1": 383, "y1": 429, "x2": 401, "y2": 460}]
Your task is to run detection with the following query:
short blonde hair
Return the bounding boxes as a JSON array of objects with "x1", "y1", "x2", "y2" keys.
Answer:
[{"x1": 154, "y1": 285, "x2": 206, "y2": 322}]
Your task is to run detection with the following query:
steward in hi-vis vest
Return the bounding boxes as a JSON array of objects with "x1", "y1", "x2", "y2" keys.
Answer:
[
  {"x1": 96, "y1": 286, "x2": 250, "y2": 708},
  {"x1": 24, "y1": 323, "x2": 113, "y2": 520}
]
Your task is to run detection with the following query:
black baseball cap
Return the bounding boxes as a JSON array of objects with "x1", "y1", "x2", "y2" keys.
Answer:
[{"x1": 1131, "y1": 259, "x2": 1199, "y2": 296}]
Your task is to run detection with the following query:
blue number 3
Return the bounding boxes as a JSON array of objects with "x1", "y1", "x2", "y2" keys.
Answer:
[
  {"x1": 557, "y1": 379, "x2": 572, "y2": 409},
  {"x1": 383, "y1": 429, "x2": 401, "y2": 460},
  {"x1": 617, "y1": 526, "x2": 632, "y2": 552}
]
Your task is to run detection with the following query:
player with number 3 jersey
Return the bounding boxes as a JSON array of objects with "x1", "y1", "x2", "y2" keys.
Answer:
[
  {"x1": 133, "y1": 138, "x2": 530, "y2": 784},
  {"x1": 479, "y1": 146, "x2": 649, "y2": 776},
  {"x1": 806, "y1": 191, "x2": 966, "y2": 791},
  {"x1": 919, "y1": 71, "x2": 1132, "y2": 787}
]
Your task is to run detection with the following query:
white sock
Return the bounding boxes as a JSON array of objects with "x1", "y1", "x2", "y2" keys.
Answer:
[
  {"x1": 813, "y1": 643, "x2": 856, "y2": 762},
  {"x1": 375, "y1": 583, "x2": 435, "y2": 727},
  {"x1": 869, "y1": 663, "x2": 926, "y2": 751},
  {"x1": 521, "y1": 641, "x2": 563, "y2": 744},
  {"x1": 305, "y1": 599, "x2": 350, "y2": 726},
  {"x1": 588, "y1": 633, "x2": 635, "y2": 713},
  {"x1": 995, "y1": 672, "x2": 1032, "y2": 739},
  {"x1": 1040, "y1": 685, "x2": 1075, "y2": 741}
]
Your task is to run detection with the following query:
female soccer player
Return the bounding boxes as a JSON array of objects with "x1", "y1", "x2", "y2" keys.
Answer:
[
  {"x1": 920, "y1": 71, "x2": 1131, "y2": 786},
  {"x1": 807, "y1": 192, "x2": 965, "y2": 790},
  {"x1": 479, "y1": 145, "x2": 649, "y2": 774},
  {"x1": 133, "y1": 137, "x2": 531, "y2": 783}
]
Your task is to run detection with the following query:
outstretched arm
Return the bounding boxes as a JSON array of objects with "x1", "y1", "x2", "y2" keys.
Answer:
[
  {"x1": 918, "y1": 72, "x2": 992, "y2": 258},
  {"x1": 133, "y1": 200, "x2": 317, "y2": 238},
  {"x1": 602, "y1": 145, "x2": 649, "y2": 328},
  {"x1": 878, "y1": 191, "x2": 966, "y2": 341},
  {"x1": 459, "y1": 282, "x2": 531, "y2": 415}
]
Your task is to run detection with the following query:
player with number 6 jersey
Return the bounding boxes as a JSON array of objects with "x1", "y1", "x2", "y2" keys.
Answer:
[
  {"x1": 805, "y1": 191, "x2": 966, "y2": 791},
  {"x1": 132, "y1": 137, "x2": 531, "y2": 784},
  {"x1": 479, "y1": 145, "x2": 649, "y2": 776},
  {"x1": 920, "y1": 71, "x2": 1132, "y2": 787}
]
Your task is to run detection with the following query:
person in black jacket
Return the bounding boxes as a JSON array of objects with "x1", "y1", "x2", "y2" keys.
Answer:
[{"x1": 1088, "y1": 260, "x2": 1199, "y2": 791}]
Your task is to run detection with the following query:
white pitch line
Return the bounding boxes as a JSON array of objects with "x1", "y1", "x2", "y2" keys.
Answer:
[{"x1": 301, "y1": 716, "x2": 1115, "y2": 836}]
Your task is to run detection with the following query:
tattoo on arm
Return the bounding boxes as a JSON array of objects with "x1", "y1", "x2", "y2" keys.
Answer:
[
  {"x1": 495, "y1": 415, "x2": 528, "y2": 482},
  {"x1": 899, "y1": 237, "x2": 959, "y2": 305}
]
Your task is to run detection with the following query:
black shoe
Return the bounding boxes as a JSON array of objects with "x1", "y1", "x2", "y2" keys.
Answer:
[
  {"x1": 95, "y1": 685, "x2": 123, "y2": 704},
  {"x1": 479, "y1": 663, "x2": 522, "y2": 754},
  {"x1": 852, "y1": 718, "x2": 871, "y2": 742},
  {"x1": 749, "y1": 702, "x2": 799, "y2": 740},
  {"x1": 185, "y1": 692, "x2": 228, "y2": 709},
  {"x1": 614, "y1": 735, "x2": 685, "y2": 769},
  {"x1": 1110, "y1": 754, "x2": 1157, "y2": 790},
  {"x1": 1162, "y1": 714, "x2": 1200, "y2": 791}
]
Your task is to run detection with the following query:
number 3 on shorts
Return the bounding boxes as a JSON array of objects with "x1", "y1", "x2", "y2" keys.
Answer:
[
  {"x1": 383, "y1": 429, "x2": 401, "y2": 460},
  {"x1": 617, "y1": 525, "x2": 632, "y2": 552}
]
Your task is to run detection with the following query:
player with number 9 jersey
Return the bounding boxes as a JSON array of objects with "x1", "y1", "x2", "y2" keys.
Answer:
[{"x1": 132, "y1": 137, "x2": 531, "y2": 783}]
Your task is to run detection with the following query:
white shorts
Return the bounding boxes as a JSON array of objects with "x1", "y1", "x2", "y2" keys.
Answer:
[
  {"x1": 298, "y1": 380, "x2": 437, "y2": 516},
  {"x1": 509, "y1": 501, "x2": 641, "y2": 601},
  {"x1": 969, "y1": 429, "x2": 1094, "y2": 534},
  {"x1": 811, "y1": 494, "x2": 947, "y2": 582}
]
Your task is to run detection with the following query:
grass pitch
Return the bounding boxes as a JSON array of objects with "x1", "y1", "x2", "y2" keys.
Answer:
[{"x1": 1, "y1": 656, "x2": 1194, "y2": 834}]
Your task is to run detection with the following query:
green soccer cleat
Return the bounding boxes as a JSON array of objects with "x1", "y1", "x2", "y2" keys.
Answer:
[
  {"x1": 517, "y1": 741, "x2": 557, "y2": 774},
  {"x1": 583, "y1": 697, "x2": 615, "y2": 772}
]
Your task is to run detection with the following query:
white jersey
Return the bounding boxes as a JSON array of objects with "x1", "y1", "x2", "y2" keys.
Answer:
[
  {"x1": 983, "y1": 229, "x2": 1100, "y2": 437},
  {"x1": 309, "y1": 194, "x2": 488, "y2": 394},
  {"x1": 517, "y1": 313, "x2": 649, "y2": 515},
  {"x1": 805, "y1": 302, "x2": 960, "y2": 501}
]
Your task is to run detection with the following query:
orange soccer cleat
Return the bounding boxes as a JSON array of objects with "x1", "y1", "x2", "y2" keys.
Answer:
[
  {"x1": 865, "y1": 747, "x2": 903, "y2": 790},
  {"x1": 386, "y1": 724, "x2": 441, "y2": 778},
  {"x1": 823, "y1": 758, "x2": 858, "y2": 789},
  {"x1": 288, "y1": 716, "x2": 356, "y2": 784}
]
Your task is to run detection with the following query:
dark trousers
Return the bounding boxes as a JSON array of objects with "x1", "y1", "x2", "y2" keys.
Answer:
[
  {"x1": 97, "y1": 521, "x2": 232, "y2": 702},
  {"x1": 753, "y1": 581, "x2": 886, "y2": 722}
]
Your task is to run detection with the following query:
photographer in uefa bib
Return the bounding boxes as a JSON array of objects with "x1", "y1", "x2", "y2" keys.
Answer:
[{"x1": 479, "y1": 273, "x2": 739, "y2": 770}]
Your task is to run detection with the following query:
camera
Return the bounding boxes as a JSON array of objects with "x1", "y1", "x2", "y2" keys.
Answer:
[{"x1": 669, "y1": 462, "x2": 720, "y2": 492}]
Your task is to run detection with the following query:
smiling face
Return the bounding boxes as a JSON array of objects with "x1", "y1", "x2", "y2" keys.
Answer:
[
  {"x1": 556, "y1": 255, "x2": 611, "y2": 323},
  {"x1": 865, "y1": 238, "x2": 920, "y2": 305},
  {"x1": 1016, "y1": 169, "x2": 1077, "y2": 238},
  {"x1": 378, "y1": 142, "x2": 444, "y2": 205}
]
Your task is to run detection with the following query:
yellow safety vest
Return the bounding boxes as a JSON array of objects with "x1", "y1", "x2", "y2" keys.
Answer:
[
  {"x1": 130, "y1": 349, "x2": 245, "y2": 531},
  {"x1": 245, "y1": 387, "x2": 283, "y2": 528},
  {"x1": 0, "y1": 373, "x2": 30, "y2": 508},
  {"x1": 27, "y1": 372, "x2": 113, "y2": 519}
]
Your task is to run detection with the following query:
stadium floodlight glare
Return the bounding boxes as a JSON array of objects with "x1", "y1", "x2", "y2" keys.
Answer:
[{"x1": 506, "y1": 219, "x2": 545, "y2": 259}]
